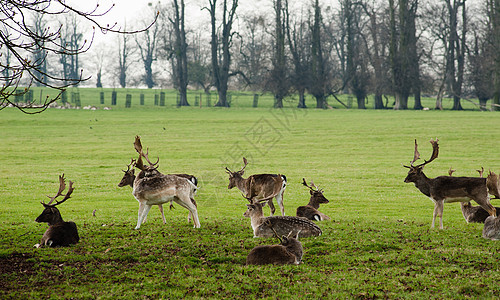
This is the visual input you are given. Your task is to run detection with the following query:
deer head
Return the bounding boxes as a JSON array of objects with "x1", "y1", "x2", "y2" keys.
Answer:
[
  {"x1": 302, "y1": 178, "x2": 329, "y2": 204},
  {"x1": 403, "y1": 139, "x2": 439, "y2": 183},
  {"x1": 118, "y1": 159, "x2": 136, "y2": 187},
  {"x1": 36, "y1": 174, "x2": 74, "y2": 225},
  {"x1": 134, "y1": 136, "x2": 160, "y2": 176},
  {"x1": 225, "y1": 157, "x2": 248, "y2": 189}
]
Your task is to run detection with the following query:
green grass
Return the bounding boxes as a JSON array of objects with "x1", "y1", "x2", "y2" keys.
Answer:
[{"x1": 1, "y1": 102, "x2": 500, "y2": 299}]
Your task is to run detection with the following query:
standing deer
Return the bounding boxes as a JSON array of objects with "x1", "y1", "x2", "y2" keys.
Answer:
[
  {"x1": 35, "y1": 174, "x2": 79, "y2": 248},
  {"x1": 243, "y1": 199, "x2": 322, "y2": 238},
  {"x1": 118, "y1": 158, "x2": 198, "y2": 224},
  {"x1": 246, "y1": 228, "x2": 303, "y2": 265},
  {"x1": 403, "y1": 139, "x2": 496, "y2": 229},
  {"x1": 297, "y1": 178, "x2": 330, "y2": 221},
  {"x1": 226, "y1": 157, "x2": 287, "y2": 216},
  {"x1": 131, "y1": 136, "x2": 200, "y2": 229}
]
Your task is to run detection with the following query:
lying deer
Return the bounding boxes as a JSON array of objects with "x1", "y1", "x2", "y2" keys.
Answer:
[
  {"x1": 118, "y1": 158, "x2": 198, "y2": 224},
  {"x1": 243, "y1": 199, "x2": 321, "y2": 238},
  {"x1": 35, "y1": 174, "x2": 79, "y2": 248},
  {"x1": 482, "y1": 215, "x2": 500, "y2": 240},
  {"x1": 297, "y1": 178, "x2": 330, "y2": 221},
  {"x1": 226, "y1": 157, "x2": 287, "y2": 216},
  {"x1": 404, "y1": 139, "x2": 496, "y2": 229},
  {"x1": 131, "y1": 136, "x2": 200, "y2": 229},
  {"x1": 246, "y1": 226, "x2": 303, "y2": 265}
]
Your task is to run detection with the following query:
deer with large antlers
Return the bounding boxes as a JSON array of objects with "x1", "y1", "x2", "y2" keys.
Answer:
[
  {"x1": 118, "y1": 158, "x2": 199, "y2": 225},
  {"x1": 131, "y1": 136, "x2": 200, "y2": 229},
  {"x1": 226, "y1": 157, "x2": 287, "y2": 216},
  {"x1": 404, "y1": 139, "x2": 496, "y2": 229},
  {"x1": 297, "y1": 178, "x2": 331, "y2": 221},
  {"x1": 34, "y1": 174, "x2": 79, "y2": 248}
]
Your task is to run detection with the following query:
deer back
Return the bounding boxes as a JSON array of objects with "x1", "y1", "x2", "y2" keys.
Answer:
[
  {"x1": 461, "y1": 202, "x2": 499, "y2": 223},
  {"x1": 296, "y1": 205, "x2": 322, "y2": 221},
  {"x1": 246, "y1": 174, "x2": 285, "y2": 201},
  {"x1": 133, "y1": 172, "x2": 195, "y2": 200},
  {"x1": 429, "y1": 176, "x2": 487, "y2": 200},
  {"x1": 40, "y1": 221, "x2": 79, "y2": 247},
  {"x1": 246, "y1": 233, "x2": 303, "y2": 265},
  {"x1": 256, "y1": 216, "x2": 322, "y2": 238}
]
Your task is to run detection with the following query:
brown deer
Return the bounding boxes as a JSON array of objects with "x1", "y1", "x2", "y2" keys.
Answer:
[
  {"x1": 297, "y1": 178, "x2": 330, "y2": 221},
  {"x1": 404, "y1": 139, "x2": 496, "y2": 229},
  {"x1": 118, "y1": 158, "x2": 198, "y2": 224},
  {"x1": 243, "y1": 199, "x2": 321, "y2": 238},
  {"x1": 35, "y1": 174, "x2": 79, "y2": 248},
  {"x1": 226, "y1": 157, "x2": 287, "y2": 216},
  {"x1": 246, "y1": 227, "x2": 303, "y2": 265},
  {"x1": 131, "y1": 136, "x2": 200, "y2": 229}
]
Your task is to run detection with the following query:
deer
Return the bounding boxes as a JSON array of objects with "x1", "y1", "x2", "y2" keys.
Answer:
[
  {"x1": 403, "y1": 138, "x2": 496, "y2": 229},
  {"x1": 34, "y1": 174, "x2": 79, "y2": 248},
  {"x1": 449, "y1": 167, "x2": 500, "y2": 224},
  {"x1": 226, "y1": 157, "x2": 287, "y2": 216},
  {"x1": 482, "y1": 215, "x2": 500, "y2": 240},
  {"x1": 131, "y1": 136, "x2": 200, "y2": 229},
  {"x1": 297, "y1": 178, "x2": 330, "y2": 221},
  {"x1": 246, "y1": 225, "x2": 303, "y2": 265},
  {"x1": 118, "y1": 158, "x2": 198, "y2": 225},
  {"x1": 243, "y1": 198, "x2": 322, "y2": 238}
]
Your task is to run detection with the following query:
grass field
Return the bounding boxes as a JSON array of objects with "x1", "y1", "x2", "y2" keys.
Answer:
[{"x1": 1, "y1": 96, "x2": 500, "y2": 299}]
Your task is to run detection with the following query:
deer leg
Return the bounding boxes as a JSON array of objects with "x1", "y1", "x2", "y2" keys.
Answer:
[
  {"x1": 477, "y1": 196, "x2": 497, "y2": 217},
  {"x1": 432, "y1": 200, "x2": 444, "y2": 229},
  {"x1": 158, "y1": 204, "x2": 167, "y2": 224},
  {"x1": 135, "y1": 204, "x2": 152, "y2": 230},
  {"x1": 175, "y1": 196, "x2": 201, "y2": 228},
  {"x1": 267, "y1": 200, "x2": 276, "y2": 216},
  {"x1": 275, "y1": 192, "x2": 285, "y2": 216}
]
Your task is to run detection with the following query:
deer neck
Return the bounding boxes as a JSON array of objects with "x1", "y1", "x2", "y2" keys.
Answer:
[
  {"x1": 413, "y1": 173, "x2": 432, "y2": 197},
  {"x1": 250, "y1": 208, "x2": 265, "y2": 230},
  {"x1": 234, "y1": 176, "x2": 249, "y2": 195},
  {"x1": 307, "y1": 198, "x2": 320, "y2": 209},
  {"x1": 49, "y1": 209, "x2": 64, "y2": 225}
]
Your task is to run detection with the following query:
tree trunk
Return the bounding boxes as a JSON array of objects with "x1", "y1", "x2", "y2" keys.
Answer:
[{"x1": 297, "y1": 89, "x2": 306, "y2": 108}]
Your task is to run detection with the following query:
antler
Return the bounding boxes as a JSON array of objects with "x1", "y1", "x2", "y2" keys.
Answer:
[
  {"x1": 302, "y1": 178, "x2": 323, "y2": 192},
  {"x1": 225, "y1": 157, "x2": 248, "y2": 174},
  {"x1": 123, "y1": 159, "x2": 136, "y2": 173},
  {"x1": 43, "y1": 174, "x2": 74, "y2": 207},
  {"x1": 264, "y1": 219, "x2": 282, "y2": 243},
  {"x1": 405, "y1": 138, "x2": 439, "y2": 168},
  {"x1": 134, "y1": 136, "x2": 159, "y2": 170},
  {"x1": 448, "y1": 167, "x2": 456, "y2": 176},
  {"x1": 477, "y1": 167, "x2": 484, "y2": 178}
]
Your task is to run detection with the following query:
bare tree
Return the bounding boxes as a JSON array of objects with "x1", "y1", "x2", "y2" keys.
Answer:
[
  {"x1": 285, "y1": 1, "x2": 310, "y2": 108},
  {"x1": 205, "y1": 0, "x2": 239, "y2": 107},
  {"x1": 309, "y1": 0, "x2": 330, "y2": 108},
  {"x1": 488, "y1": 0, "x2": 500, "y2": 110},
  {"x1": 0, "y1": 0, "x2": 157, "y2": 113},
  {"x1": 135, "y1": 6, "x2": 160, "y2": 89},
  {"x1": 388, "y1": 0, "x2": 419, "y2": 109},
  {"x1": 117, "y1": 30, "x2": 134, "y2": 88}
]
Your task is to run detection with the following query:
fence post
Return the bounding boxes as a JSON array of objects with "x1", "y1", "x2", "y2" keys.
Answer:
[
  {"x1": 74, "y1": 92, "x2": 81, "y2": 107},
  {"x1": 111, "y1": 91, "x2": 117, "y2": 105},
  {"x1": 100, "y1": 91, "x2": 105, "y2": 104},
  {"x1": 154, "y1": 94, "x2": 159, "y2": 106},
  {"x1": 140, "y1": 94, "x2": 145, "y2": 105},
  {"x1": 160, "y1": 92, "x2": 166, "y2": 106},
  {"x1": 125, "y1": 94, "x2": 132, "y2": 108}
]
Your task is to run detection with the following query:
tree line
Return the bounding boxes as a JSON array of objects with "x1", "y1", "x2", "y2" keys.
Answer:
[{"x1": 1, "y1": 0, "x2": 499, "y2": 112}]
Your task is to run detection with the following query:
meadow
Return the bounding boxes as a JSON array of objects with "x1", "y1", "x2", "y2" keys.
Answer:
[{"x1": 1, "y1": 90, "x2": 500, "y2": 299}]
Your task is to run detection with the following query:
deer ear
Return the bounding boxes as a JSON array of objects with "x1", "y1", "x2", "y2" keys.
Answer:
[
  {"x1": 239, "y1": 170, "x2": 245, "y2": 175},
  {"x1": 309, "y1": 190, "x2": 314, "y2": 195}
]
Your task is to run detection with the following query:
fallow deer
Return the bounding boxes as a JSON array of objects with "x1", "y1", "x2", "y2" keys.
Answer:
[
  {"x1": 131, "y1": 136, "x2": 200, "y2": 229},
  {"x1": 118, "y1": 158, "x2": 198, "y2": 224},
  {"x1": 482, "y1": 215, "x2": 500, "y2": 240},
  {"x1": 226, "y1": 157, "x2": 287, "y2": 216},
  {"x1": 34, "y1": 174, "x2": 79, "y2": 248},
  {"x1": 297, "y1": 178, "x2": 330, "y2": 221},
  {"x1": 243, "y1": 199, "x2": 322, "y2": 238},
  {"x1": 246, "y1": 228, "x2": 303, "y2": 265},
  {"x1": 404, "y1": 139, "x2": 496, "y2": 229}
]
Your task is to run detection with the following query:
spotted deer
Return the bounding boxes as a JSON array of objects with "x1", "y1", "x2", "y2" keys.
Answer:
[
  {"x1": 243, "y1": 199, "x2": 321, "y2": 238},
  {"x1": 35, "y1": 174, "x2": 79, "y2": 248},
  {"x1": 226, "y1": 157, "x2": 287, "y2": 216},
  {"x1": 297, "y1": 178, "x2": 330, "y2": 221},
  {"x1": 404, "y1": 139, "x2": 496, "y2": 229},
  {"x1": 246, "y1": 227, "x2": 303, "y2": 265},
  {"x1": 131, "y1": 136, "x2": 200, "y2": 229},
  {"x1": 118, "y1": 158, "x2": 198, "y2": 225}
]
